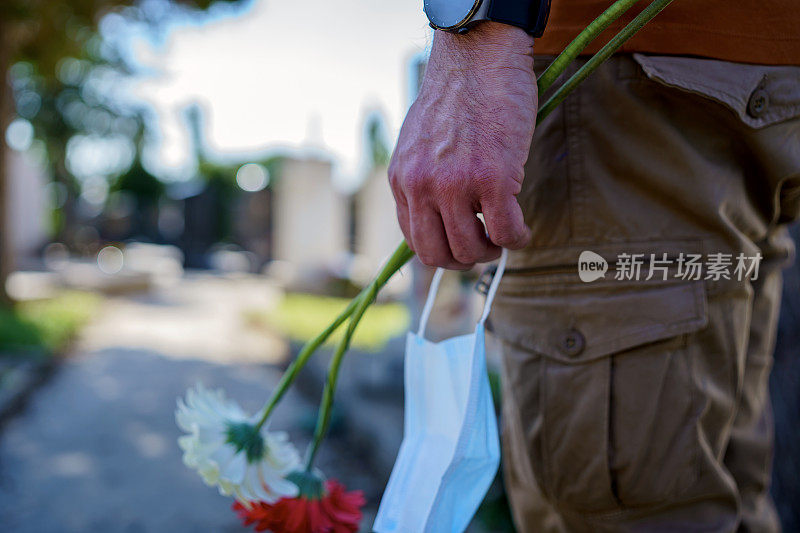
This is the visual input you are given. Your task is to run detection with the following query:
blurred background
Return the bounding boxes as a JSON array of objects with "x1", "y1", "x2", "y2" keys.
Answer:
[{"x1": 0, "y1": 1, "x2": 797, "y2": 532}]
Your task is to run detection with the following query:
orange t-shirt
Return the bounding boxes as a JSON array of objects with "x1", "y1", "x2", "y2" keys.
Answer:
[{"x1": 534, "y1": 0, "x2": 800, "y2": 65}]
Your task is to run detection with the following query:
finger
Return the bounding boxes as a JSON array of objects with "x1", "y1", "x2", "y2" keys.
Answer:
[
  {"x1": 480, "y1": 192, "x2": 531, "y2": 250},
  {"x1": 393, "y1": 186, "x2": 412, "y2": 246},
  {"x1": 409, "y1": 200, "x2": 473, "y2": 270},
  {"x1": 440, "y1": 203, "x2": 500, "y2": 264}
]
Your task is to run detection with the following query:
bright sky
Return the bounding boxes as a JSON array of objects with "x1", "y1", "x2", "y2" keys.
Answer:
[{"x1": 127, "y1": 0, "x2": 431, "y2": 188}]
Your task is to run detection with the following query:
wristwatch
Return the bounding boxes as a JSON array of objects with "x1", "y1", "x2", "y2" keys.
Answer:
[{"x1": 424, "y1": 0, "x2": 551, "y2": 37}]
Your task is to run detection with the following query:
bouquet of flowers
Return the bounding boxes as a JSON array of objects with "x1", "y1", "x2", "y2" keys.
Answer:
[{"x1": 176, "y1": 1, "x2": 674, "y2": 531}]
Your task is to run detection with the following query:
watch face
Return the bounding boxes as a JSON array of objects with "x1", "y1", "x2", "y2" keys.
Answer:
[{"x1": 424, "y1": 0, "x2": 482, "y2": 30}]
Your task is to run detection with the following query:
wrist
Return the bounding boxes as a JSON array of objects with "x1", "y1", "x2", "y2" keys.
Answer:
[
  {"x1": 439, "y1": 21, "x2": 534, "y2": 48},
  {"x1": 429, "y1": 22, "x2": 534, "y2": 70}
]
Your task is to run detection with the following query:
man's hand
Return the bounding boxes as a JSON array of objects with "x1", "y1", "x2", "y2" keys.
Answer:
[{"x1": 389, "y1": 22, "x2": 536, "y2": 269}]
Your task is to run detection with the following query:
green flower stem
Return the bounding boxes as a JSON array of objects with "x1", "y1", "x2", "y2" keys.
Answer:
[
  {"x1": 253, "y1": 298, "x2": 359, "y2": 430},
  {"x1": 303, "y1": 292, "x2": 371, "y2": 471},
  {"x1": 254, "y1": 241, "x2": 414, "y2": 432},
  {"x1": 538, "y1": 0, "x2": 642, "y2": 93},
  {"x1": 537, "y1": 0, "x2": 676, "y2": 124},
  {"x1": 304, "y1": 243, "x2": 415, "y2": 471}
]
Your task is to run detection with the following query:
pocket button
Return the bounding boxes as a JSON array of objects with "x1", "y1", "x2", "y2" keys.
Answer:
[
  {"x1": 559, "y1": 328, "x2": 586, "y2": 357},
  {"x1": 747, "y1": 89, "x2": 769, "y2": 118}
]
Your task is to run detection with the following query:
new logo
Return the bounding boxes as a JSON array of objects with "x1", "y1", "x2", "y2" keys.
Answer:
[{"x1": 578, "y1": 251, "x2": 608, "y2": 282}]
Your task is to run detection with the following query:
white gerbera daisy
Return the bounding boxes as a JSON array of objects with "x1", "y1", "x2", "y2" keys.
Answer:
[{"x1": 176, "y1": 384, "x2": 301, "y2": 503}]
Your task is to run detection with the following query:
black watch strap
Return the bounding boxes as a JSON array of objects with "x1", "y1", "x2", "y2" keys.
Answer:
[{"x1": 487, "y1": 0, "x2": 551, "y2": 37}]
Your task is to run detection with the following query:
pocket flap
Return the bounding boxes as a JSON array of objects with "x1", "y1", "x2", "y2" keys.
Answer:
[
  {"x1": 633, "y1": 54, "x2": 800, "y2": 129},
  {"x1": 491, "y1": 281, "x2": 708, "y2": 364}
]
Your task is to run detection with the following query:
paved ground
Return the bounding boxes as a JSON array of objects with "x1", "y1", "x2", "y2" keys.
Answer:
[
  {"x1": 78, "y1": 273, "x2": 289, "y2": 365},
  {"x1": 0, "y1": 276, "x2": 384, "y2": 533}
]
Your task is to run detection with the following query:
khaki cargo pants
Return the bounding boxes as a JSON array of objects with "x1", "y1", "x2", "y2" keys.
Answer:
[{"x1": 491, "y1": 55, "x2": 800, "y2": 532}]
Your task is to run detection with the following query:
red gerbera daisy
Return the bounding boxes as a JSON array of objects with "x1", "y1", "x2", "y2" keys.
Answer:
[{"x1": 233, "y1": 478, "x2": 365, "y2": 533}]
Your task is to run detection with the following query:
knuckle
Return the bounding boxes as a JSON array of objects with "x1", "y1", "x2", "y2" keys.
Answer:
[
  {"x1": 493, "y1": 233, "x2": 514, "y2": 247},
  {"x1": 451, "y1": 243, "x2": 479, "y2": 265},
  {"x1": 453, "y1": 262, "x2": 475, "y2": 271},
  {"x1": 418, "y1": 248, "x2": 451, "y2": 268},
  {"x1": 490, "y1": 220, "x2": 516, "y2": 247},
  {"x1": 498, "y1": 235, "x2": 520, "y2": 248},
  {"x1": 504, "y1": 166, "x2": 525, "y2": 186},
  {"x1": 450, "y1": 250, "x2": 471, "y2": 265},
  {"x1": 475, "y1": 182, "x2": 505, "y2": 205},
  {"x1": 474, "y1": 167, "x2": 521, "y2": 193},
  {"x1": 416, "y1": 251, "x2": 438, "y2": 267},
  {"x1": 433, "y1": 176, "x2": 468, "y2": 205},
  {"x1": 404, "y1": 170, "x2": 429, "y2": 197},
  {"x1": 470, "y1": 155, "x2": 504, "y2": 175},
  {"x1": 474, "y1": 161, "x2": 506, "y2": 181},
  {"x1": 388, "y1": 155, "x2": 428, "y2": 195},
  {"x1": 495, "y1": 229, "x2": 527, "y2": 249},
  {"x1": 387, "y1": 166, "x2": 400, "y2": 190}
]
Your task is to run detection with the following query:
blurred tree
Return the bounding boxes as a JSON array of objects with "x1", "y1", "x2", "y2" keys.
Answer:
[
  {"x1": 365, "y1": 113, "x2": 391, "y2": 170},
  {"x1": 113, "y1": 121, "x2": 164, "y2": 206},
  {"x1": 186, "y1": 104, "x2": 238, "y2": 244},
  {"x1": 109, "y1": 119, "x2": 165, "y2": 241},
  {"x1": 179, "y1": 104, "x2": 283, "y2": 266},
  {"x1": 0, "y1": 0, "x2": 242, "y2": 303}
]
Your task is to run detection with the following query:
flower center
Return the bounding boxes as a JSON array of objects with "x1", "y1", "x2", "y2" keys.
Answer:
[
  {"x1": 225, "y1": 422, "x2": 265, "y2": 463},
  {"x1": 287, "y1": 470, "x2": 325, "y2": 500}
]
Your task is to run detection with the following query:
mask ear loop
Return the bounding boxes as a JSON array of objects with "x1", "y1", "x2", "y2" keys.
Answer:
[
  {"x1": 416, "y1": 248, "x2": 509, "y2": 338},
  {"x1": 417, "y1": 267, "x2": 445, "y2": 338},
  {"x1": 478, "y1": 248, "x2": 508, "y2": 325}
]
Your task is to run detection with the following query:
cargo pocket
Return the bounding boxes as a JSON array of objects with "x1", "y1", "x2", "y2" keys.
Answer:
[{"x1": 492, "y1": 279, "x2": 708, "y2": 513}]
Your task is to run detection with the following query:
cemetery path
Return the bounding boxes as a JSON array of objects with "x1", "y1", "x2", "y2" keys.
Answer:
[{"x1": 0, "y1": 275, "x2": 381, "y2": 532}]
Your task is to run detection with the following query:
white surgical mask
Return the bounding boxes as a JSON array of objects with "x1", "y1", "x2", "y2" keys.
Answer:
[{"x1": 374, "y1": 249, "x2": 507, "y2": 533}]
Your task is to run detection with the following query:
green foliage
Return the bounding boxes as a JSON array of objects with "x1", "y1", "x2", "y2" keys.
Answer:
[
  {"x1": 0, "y1": 291, "x2": 102, "y2": 354},
  {"x1": 366, "y1": 114, "x2": 391, "y2": 169},
  {"x1": 245, "y1": 293, "x2": 410, "y2": 352},
  {"x1": 475, "y1": 471, "x2": 517, "y2": 533},
  {"x1": 3, "y1": 0, "x2": 245, "y2": 237},
  {"x1": 2, "y1": 1, "x2": 134, "y2": 79},
  {"x1": 2, "y1": 0, "x2": 242, "y2": 78},
  {"x1": 0, "y1": 308, "x2": 42, "y2": 352},
  {"x1": 113, "y1": 157, "x2": 165, "y2": 204}
]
